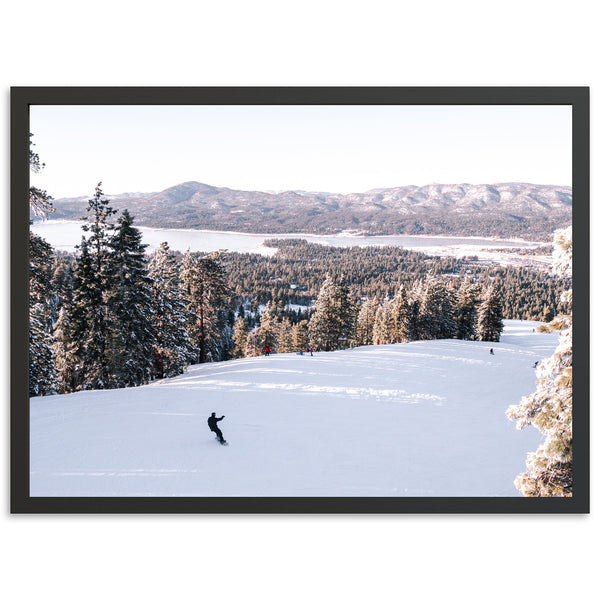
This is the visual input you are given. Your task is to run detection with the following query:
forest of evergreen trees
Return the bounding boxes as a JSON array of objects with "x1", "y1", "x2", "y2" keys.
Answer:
[{"x1": 223, "y1": 239, "x2": 569, "y2": 323}]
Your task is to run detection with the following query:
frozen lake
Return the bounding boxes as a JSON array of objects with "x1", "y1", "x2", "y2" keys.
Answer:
[{"x1": 31, "y1": 219, "x2": 544, "y2": 260}]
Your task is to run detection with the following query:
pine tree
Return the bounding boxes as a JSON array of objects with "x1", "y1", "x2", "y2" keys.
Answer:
[
  {"x1": 373, "y1": 299, "x2": 393, "y2": 345},
  {"x1": 455, "y1": 279, "x2": 480, "y2": 341},
  {"x1": 180, "y1": 250, "x2": 231, "y2": 363},
  {"x1": 353, "y1": 297, "x2": 379, "y2": 346},
  {"x1": 232, "y1": 316, "x2": 249, "y2": 359},
  {"x1": 291, "y1": 319, "x2": 309, "y2": 352},
  {"x1": 29, "y1": 232, "x2": 57, "y2": 396},
  {"x1": 476, "y1": 285, "x2": 504, "y2": 342},
  {"x1": 506, "y1": 226, "x2": 573, "y2": 496},
  {"x1": 405, "y1": 290, "x2": 421, "y2": 341},
  {"x1": 148, "y1": 242, "x2": 193, "y2": 378},
  {"x1": 78, "y1": 183, "x2": 117, "y2": 389},
  {"x1": 106, "y1": 210, "x2": 155, "y2": 386},
  {"x1": 52, "y1": 306, "x2": 80, "y2": 393},
  {"x1": 57, "y1": 236, "x2": 95, "y2": 391},
  {"x1": 389, "y1": 286, "x2": 410, "y2": 343},
  {"x1": 308, "y1": 275, "x2": 354, "y2": 351},
  {"x1": 276, "y1": 317, "x2": 294, "y2": 353},
  {"x1": 418, "y1": 278, "x2": 457, "y2": 340},
  {"x1": 257, "y1": 301, "x2": 279, "y2": 353}
]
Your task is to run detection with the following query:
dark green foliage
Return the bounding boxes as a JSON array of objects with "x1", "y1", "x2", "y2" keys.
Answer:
[
  {"x1": 29, "y1": 233, "x2": 57, "y2": 396},
  {"x1": 308, "y1": 275, "x2": 354, "y2": 351},
  {"x1": 354, "y1": 297, "x2": 379, "y2": 346},
  {"x1": 257, "y1": 301, "x2": 279, "y2": 353},
  {"x1": 232, "y1": 316, "x2": 249, "y2": 359},
  {"x1": 180, "y1": 250, "x2": 233, "y2": 363},
  {"x1": 106, "y1": 210, "x2": 155, "y2": 386},
  {"x1": 476, "y1": 286, "x2": 504, "y2": 342},
  {"x1": 221, "y1": 240, "x2": 568, "y2": 324},
  {"x1": 416, "y1": 278, "x2": 458, "y2": 340},
  {"x1": 455, "y1": 280, "x2": 480, "y2": 340},
  {"x1": 148, "y1": 242, "x2": 193, "y2": 378},
  {"x1": 77, "y1": 184, "x2": 117, "y2": 389}
]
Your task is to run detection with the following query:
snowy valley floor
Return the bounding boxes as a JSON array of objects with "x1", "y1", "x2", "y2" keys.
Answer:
[{"x1": 30, "y1": 321, "x2": 558, "y2": 497}]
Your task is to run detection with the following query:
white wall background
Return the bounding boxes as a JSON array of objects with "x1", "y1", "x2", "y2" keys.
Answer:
[{"x1": 2, "y1": 2, "x2": 596, "y2": 598}]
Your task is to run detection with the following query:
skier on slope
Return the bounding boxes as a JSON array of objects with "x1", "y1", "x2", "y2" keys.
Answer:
[{"x1": 208, "y1": 412, "x2": 226, "y2": 444}]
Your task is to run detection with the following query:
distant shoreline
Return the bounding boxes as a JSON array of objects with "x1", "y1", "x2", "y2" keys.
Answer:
[{"x1": 32, "y1": 219, "x2": 545, "y2": 247}]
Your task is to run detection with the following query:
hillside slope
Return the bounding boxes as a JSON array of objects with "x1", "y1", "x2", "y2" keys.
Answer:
[{"x1": 30, "y1": 321, "x2": 558, "y2": 497}]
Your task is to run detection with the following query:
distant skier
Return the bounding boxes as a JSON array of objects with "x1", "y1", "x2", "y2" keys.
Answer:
[
  {"x1": 533, "y1": 360, "x2": 539, "y2": 368},
  {"x1": 309, "y1": 347, "x2": 313, "y2": 356},
  {"x1": 489, "y1": 348, "x2": 494, "y2": 355},
  {"x1": 208, "y1": 412, "x2": 226, "y2": 444},
  {"x1": 265, "y1": 346, "x2": 270, "y2": 356}
]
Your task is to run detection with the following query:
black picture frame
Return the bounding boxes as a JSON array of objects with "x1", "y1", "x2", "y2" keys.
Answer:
[{"x1": 11, "y1": 86, "x2": 590, "y2": 514}]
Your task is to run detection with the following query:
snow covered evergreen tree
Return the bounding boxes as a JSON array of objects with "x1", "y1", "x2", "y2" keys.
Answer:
[
  {"x1": 54, "y1": 236, "x2": 95, "y2": 392},
  {"x1": 353, "y1": 297, "x2": 379, "y2": 346},
  {"x1": 148, "y1": 242, "x2": 193, "y2": 378},
  {"x1": 106, "y1": 210, "x2": 155, "y2": 386},
  {"x1": 455, "y1": 279, "x2": 480, "y2": 341},
  {"x1": 506, "y1": 226, "x2": 573, "y2": 496},
  {"x1": 180, "y1": 250, "x2": 231, "y2": 363},
  {"x1": 388, "y1": 286, "x2": 411, "y2": 343},
  {"x1": 476, "y1": 285, "x2": 504, "y2": 342},
  {"x1": 29, "y1": 231, "x2": 58, "y2": 395},
  {"x1": 52, "y1": 305, "x2": 80, "y2": 393},
  {"x1": 276, "y1": 317, "x2": 294, "y2": 353},
  {"x1": 78, "y1": 183, "x2": 117, "y2": 389},
  {"x1": 308, "y1": 275, "x2": 354, "y2": 351},
  {"x1": 418, "y1": 278, "x2": 457, "y2": 340},
  {"x1": 232, "y1": 316, "x2": 250, "y2": 359},
  {"x1": 291, "y1": 319, "x2": 309, "y2": 352},
  {"x1": 372, "y1": 299, "x2": 393, "y2": 345},
  {"x1": 257, "y1": 301, "x2": 279, "y2": 353},
  {"x1": 405, "y1": 290, "x2": 422, "y2": 341}
]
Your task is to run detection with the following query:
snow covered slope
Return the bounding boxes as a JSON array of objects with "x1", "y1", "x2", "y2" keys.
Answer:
[{"x1": 30, "y1": 321, "x2": 558, "y2": 497}]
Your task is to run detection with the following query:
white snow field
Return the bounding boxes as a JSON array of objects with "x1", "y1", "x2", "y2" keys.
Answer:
[{"x1": 30, "y1": 321, "x2": 558, "y2": 497}]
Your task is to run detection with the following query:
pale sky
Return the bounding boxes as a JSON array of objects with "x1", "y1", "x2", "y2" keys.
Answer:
[{"x1": 29, "y1": 104, "x2": 572, "y2": 198}]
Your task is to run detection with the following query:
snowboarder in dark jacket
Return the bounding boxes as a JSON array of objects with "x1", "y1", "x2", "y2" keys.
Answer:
[{"x1": 208, "y1": 412, "x2": 226, "y2": 443}]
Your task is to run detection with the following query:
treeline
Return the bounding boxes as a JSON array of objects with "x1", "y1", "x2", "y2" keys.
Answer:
[
  {"x1": 230, "y1": 273, "x2": 504, "y2": 360},
  {"x1": 223, "y1": 239, "x2": 569, "y2": 323}
]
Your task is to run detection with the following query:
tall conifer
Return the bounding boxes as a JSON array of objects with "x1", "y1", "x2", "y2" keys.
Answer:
[
  {"x1": 148, "y1": 242, "x2": 192, "y2": 378},
  {"x1": 308, "y1": 275, "x2": 354, "y2": 351},
  {"x1": 180, "y1": 250, "x2": 231, "y2": 363},
  {"x1": 106, "y1": 210, "x2": 155, "y2": 386},
  {"x1": 476, "y1": 285, "x2": 504, "y2": 342},
  {"x1": 77, "y1": 183, "x2": 117, "y2": 389}
]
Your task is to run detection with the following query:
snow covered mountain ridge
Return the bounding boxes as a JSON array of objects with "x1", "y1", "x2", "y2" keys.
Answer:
[{"x1": 48, "y1": 181, "x2": 572, "y2": 240}]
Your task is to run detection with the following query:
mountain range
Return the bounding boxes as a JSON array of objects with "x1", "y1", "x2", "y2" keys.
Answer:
[{"x1": 47, "y1": 181, "x2": 572, "y2": 240}]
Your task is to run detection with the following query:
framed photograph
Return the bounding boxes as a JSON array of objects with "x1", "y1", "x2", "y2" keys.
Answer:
[{"x1": 12, "y1": 87, "x2": 589, "y2": 513}]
